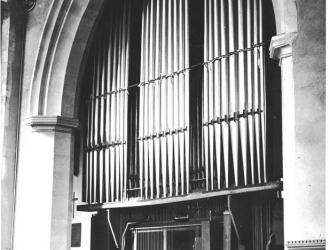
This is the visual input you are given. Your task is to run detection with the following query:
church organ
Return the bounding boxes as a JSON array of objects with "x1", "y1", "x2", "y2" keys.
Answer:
[{"x1": 78, "y1": 0, "x2": 283, "y2": 249}]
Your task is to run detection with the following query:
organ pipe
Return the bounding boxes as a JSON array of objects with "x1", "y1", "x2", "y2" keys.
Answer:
[
  {"x1": 259, "y1": 0, "x2": 267, "y2": 182},
  {"x1": 213, "y1": 0, "x2": 221, "y2": 190},
  {"x1": 246, "y1": 0, "x2": 255, "y2": 184},
  {"x1": 139, "y1": 1, "x2": 146, "y2": 199},
  {"x1": 238, "y1": 0, "x2": 248, "y2": 185},
  {"x1": 167, "y1": 0, "x2": 173, "y2": 197},
  {"x1": 154, "y1": 0, "x2": 161, "y2": 199},
  {"x1": 148, "y1": 0, "x2": 155, "y2": 199},
  {"x1": 160, "y1": 0, "x2": 167, "y2": 197},
  {"x1": 220, "y1": 0, "x2": 230, "y2": 188},
  {"x1": 208, "y1": 0, "x2": 215, "y2": 191},
  {"x1": 144, "y1": 0, "x2": 150, "y2": 199},
  {"x1": 203, "y1": 0, "x2": 209, "y2": 191},
  {"x1": 184, "y1": 0, "x2": 190, "y2": 194},
  {"x1": 253, "y1": 0, "x2": 261, "y2": 183},
  {"x1": 228, "y1": 0, "x2": 239, "y2": 186},
  {"x1": 173, "y1": 0, "x2": 179, "y2": 196}
]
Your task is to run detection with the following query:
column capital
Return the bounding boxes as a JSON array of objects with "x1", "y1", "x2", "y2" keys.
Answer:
[
  {"x1": 26, "y1": 115, "x2": 79, "y2": 133},
  {"x1": 269, "y1": 32, "x2": 297, "y2": 62}
]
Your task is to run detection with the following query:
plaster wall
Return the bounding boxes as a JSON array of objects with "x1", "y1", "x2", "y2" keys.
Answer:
[{"x1": 284, "y1": 0, "x2": 325, "y2": 243}]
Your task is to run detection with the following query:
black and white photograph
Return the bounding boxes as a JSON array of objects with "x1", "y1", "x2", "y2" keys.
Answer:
[{"x1": 0, "y1": 0, "x2": 327, "y2": 249}]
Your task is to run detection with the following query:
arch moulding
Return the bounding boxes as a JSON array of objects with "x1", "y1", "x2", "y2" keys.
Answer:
[{"x1": 28, "y1": 0, "x2": 105, "y2": 120}]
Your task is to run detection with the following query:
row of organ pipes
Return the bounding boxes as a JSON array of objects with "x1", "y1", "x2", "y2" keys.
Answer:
[
  {"x1": 84, "y1": 0, "x2": 267, "y2": 204},
  {"x1": 139, "y1": 0, "x2": 190, "y2": 199},
  {"x1": 86, "y1": 0, "x2": 131, "y2": 203},
  {"x1": 203, "y1": 0, "x2": 266, "y2": 191}
]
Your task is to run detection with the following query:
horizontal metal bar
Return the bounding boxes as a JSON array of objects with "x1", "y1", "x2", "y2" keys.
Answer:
[
  {"x1": 191, "y1": 178, "x2": 207, "y2": 182},
  {"x1": 137, "y1": 42, "x2": 267, "y2": 88},
  {"x1": 203, "y1": 109, "x2": 264, "y2": 126},
  {"x1": 132, "y1": 223, "x2": 201, "y2": 232},
  {"x1": 128, "y1": 174, "x2": 139, "y2": 179},
  {"x1": 137, "y1": 126, "x2": 188, "y2": 141},
  {"x1": 77, "y1": 180, "x2": 282, "y2": 211},
  {"x1": 87, "y1": 140, "x2": 126, "y2": 151},
  {"x1": 88, "y1": 88, "x2": 129, "y2": 101},
  {"x1": 127, "y1": 187, "x2": 141, "y2": 191}
]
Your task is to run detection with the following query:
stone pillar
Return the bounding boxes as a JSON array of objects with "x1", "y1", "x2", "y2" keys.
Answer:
[
  {"x1": 13, "y1": 116, "x2": 79, "y2": 250},
  {"x1": 270, "y1": 31, "x2": 325, "y2": 249},
  {"x1": 1, "y1": 1, "x2": 26, "y2": 249}
]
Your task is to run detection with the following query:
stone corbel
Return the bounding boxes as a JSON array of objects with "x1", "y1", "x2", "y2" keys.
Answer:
[
  {"x1": 269, "y1": 32, "x2": 297, "y2": 65},
  {"x1": 26, "y1": 115, "x2": 79, "y2": 133}
]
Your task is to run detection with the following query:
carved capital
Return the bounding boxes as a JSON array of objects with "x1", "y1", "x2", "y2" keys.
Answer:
[
  {"x1": 269, "y1": 32, "x2": 297, "y2": 61},
  {"x1": 26, "y1": 116, "x2": 79, "y2": 133}
]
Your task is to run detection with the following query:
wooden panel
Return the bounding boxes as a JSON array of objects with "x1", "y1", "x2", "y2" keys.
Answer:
[{"x1": 71, "y1": 223, "x2": 82, "y2": 247}]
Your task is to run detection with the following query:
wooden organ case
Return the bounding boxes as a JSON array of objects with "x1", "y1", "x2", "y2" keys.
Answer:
[{"x1": 77, "y1": 0, "x2": 284, "y2": 249}]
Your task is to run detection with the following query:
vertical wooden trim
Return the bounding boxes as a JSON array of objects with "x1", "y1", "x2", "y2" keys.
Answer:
[
  {"x1": 201, "y1": 220, "x2": 211, "y2": 250},
  {"x1": 223, "y1": 211, "x2": 232, "y2": 250}
]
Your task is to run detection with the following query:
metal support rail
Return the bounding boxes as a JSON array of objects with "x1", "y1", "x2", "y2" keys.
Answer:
[
  {"x1": 202, "y1": 109, "x2": 264, "y2": 126},
  {"x1": 77, "y1": 181, "x2": 282, "y2": 211}
]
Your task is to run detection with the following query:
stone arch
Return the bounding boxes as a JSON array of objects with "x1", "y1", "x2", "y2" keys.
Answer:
[{"x1": 28, "y1": 0, "x2": 105, "y2": 117}]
